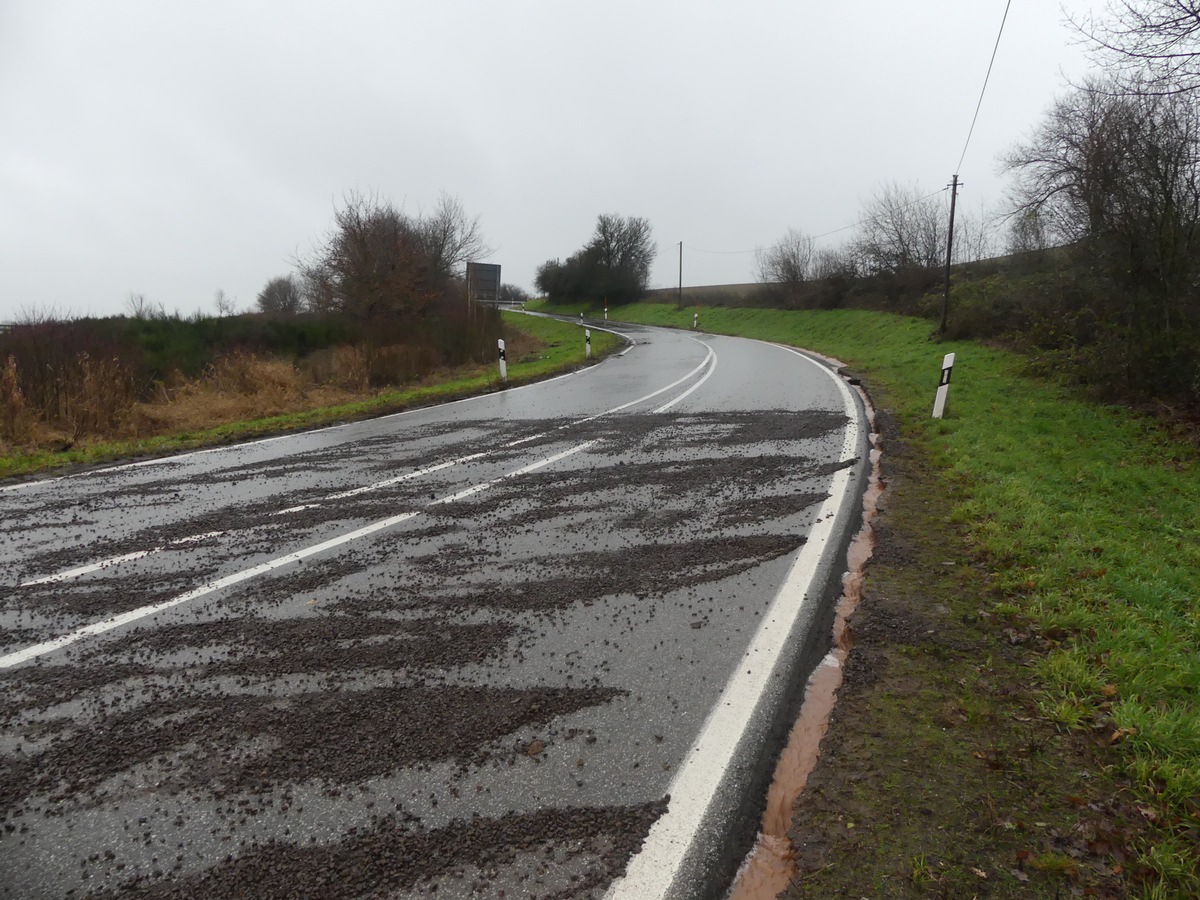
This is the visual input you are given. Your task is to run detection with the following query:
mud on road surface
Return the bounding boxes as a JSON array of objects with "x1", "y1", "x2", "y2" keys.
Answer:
[{"x1": 1, "y1": 407, "x2": 852, "y2": 898}]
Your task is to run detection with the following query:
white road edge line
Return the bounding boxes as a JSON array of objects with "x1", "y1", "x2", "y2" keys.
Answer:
[
  {"x1": 605, "y1": 344, "x2": 860, "y2": 900},
  {"x1": 0, "y1": 440, "x2": 600, "y2": 669}
]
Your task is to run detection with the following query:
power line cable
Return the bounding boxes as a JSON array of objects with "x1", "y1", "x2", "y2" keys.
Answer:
[
  {"x1": 682, "y1": 244, "x2": 758, "y2": 255},
  {"x1": 956, "y1": 0, "x2": 1013, "y2": 175},
  {"x1": 677, "y1": 186, "x2": 948, "y2": 258}
]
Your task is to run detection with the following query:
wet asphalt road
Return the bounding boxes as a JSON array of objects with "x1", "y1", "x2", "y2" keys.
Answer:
[{"x1": 0, "y1": 322, "x2": 866, "y2": 899}]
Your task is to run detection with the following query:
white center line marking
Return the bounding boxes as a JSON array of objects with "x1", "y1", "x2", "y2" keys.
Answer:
[
  {"x1": 10, "y1": 332, "x2": 701, "y2": 590},
  {"x1": 1, "y1": 441, "x2": 600, "y2": 668},
  {"x1": 324, "y1": 453, "x2": 488, "y2": 500},
  {"x1": 270, "y1": 504, "x2": 321, "y2": 516},
  {"x1": 653, "y1": 343, "x2": 716, "y2": 413},
  {"x1": 20, "y1": 532, "x2": 226, "y2": 586},
  {"x1": 575, "y1": 342, "x2": 715, "y2": 424}
]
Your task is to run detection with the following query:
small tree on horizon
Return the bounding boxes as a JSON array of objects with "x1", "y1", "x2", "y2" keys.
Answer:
[
  {"x1": 756, "y1": 228, "x2": 816, "y2": 290},
  {"x1": 256, "y1": 276, "x2": 303, "y2": 315}
]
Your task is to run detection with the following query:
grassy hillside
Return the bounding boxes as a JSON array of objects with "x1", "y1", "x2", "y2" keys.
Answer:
[{"x1": 534, "y1": 299, "x2": 1199, "y2": 895}]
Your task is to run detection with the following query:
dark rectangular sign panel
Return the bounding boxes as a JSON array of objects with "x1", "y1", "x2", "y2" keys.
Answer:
[{"x1": 466, "y1": 262, "x2": 501, "y2": 303}]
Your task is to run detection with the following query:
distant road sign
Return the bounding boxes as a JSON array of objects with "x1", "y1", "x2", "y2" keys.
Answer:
[{"x1": 466, "y1": 262, "x2": 501, "y2": 304}]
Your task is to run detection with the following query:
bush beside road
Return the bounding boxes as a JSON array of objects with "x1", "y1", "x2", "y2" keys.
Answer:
[{"x1": 0, "y1": 313, "x2": 620, "y2": 480}]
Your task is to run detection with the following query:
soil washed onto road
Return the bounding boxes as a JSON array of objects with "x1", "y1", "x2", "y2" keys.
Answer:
[{"x1": 0, "y1": 407, "x2": 851, "y2": 898}]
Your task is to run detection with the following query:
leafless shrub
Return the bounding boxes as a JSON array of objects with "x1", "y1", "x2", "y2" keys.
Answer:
[
  {"x1": 756, "y1": 228, "x2": 816, "y2": 288},
  {"x1": 0, "y1": 355, "x2": 32, "y2": 446},
  {"x1": 854, "y1": 181, "x2": 947, "y2": 274},
  {"x1": 299, "y1": 191, "x2": 492, "y2": 322},
  {"x1": 125, "y1": 292, "x2": 169, "y2": 320}
]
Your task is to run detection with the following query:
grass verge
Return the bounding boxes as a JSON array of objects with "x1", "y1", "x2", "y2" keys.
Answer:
[
  {"x1": 0, "y1": 312, "x2": 619, "y2": 480},
  {"x1": 534, "y1": 300, "x2": 1199, "y2": 896}
]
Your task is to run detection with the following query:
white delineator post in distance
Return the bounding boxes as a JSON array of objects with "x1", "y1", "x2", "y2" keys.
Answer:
[
  {"x1": 692, "y1": 312, "x2": 698, "y2": 330},
  {"x1": 585, "y1": 328, "x2": 592, "y2": 359},
  {"x1": 498, "y1": 339, "x2": 507, "y2": 384},
  {"x1": 932, "y1": 351, "x2": 955, "y2": 418}
]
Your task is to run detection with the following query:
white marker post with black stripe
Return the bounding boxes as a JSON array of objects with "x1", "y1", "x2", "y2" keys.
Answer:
[
  {"x1": 692, "y1": 312, "x2": 698, "y2": 330},
  {"x1": 585, "y1": 328, "x2": 592, "y2": 359},
  {"x1": 932, "y1": 351, "x2": 955, "y2": 418},
  {"x1": 498, "y1": 339, "x2": 507, "y2": 384}
]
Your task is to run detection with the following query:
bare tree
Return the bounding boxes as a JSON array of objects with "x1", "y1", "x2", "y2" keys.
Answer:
[
  {"x1": 1074, "y1": 0, "x2": 1200, "y2": 93},
  {"x1": 300, "y1": 191, "x2": 491, "y2": 320},
  {"x1": 418, "y1": 193, "x2": 493, "y2": 280},
  {"x1": 1005, "y1": 78, "x2": 1200, "y2": 297},
  {"x1": 256, "y1": 276, "x2": 303, "y2": 315},
  {"x1": 811, "y1": 246, "x2": 858, "y2": 281},
  {"x1": 854, "y1": 182, "x2": 946, "y2": 273},
  {"x1": 591, "y1": 214, "x2": 655, "y2": 279},
  {"x1": 125, "y1": 292, "x2": 166, "y2": 320},
  {"x1": 1006, "y1": 77, "x2": 1200, "y2": 398},
  {"x1": 951, "y1": 204, "x2": 1001, "y2": 264},
  {"x1": 536, "y1": 214, "x2": 655, "y2": 304},
  {"x1": 214, "y1": 289, "x2": 237, "y2": 317},
  {"x1": 303, "y1": 192, "x2": 432, "y2": 320},
  {"x1": 1005, "y1": 210, "x2": 1051, "y2": 258},
  {"x1": 755, "y1": 228, "x2": 815, "y2": 288},
  {"x1": 300, "y1": 265, "x2": 336, "y2": 314}
]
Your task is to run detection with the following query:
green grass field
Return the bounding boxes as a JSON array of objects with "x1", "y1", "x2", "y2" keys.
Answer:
[{"x1": 533, "y1": 299, "x2": 1199, "y2": 891}]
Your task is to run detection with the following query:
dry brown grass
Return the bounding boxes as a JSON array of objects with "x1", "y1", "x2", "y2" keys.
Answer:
[
  {"x1": 500, "y1": 328, "x2": 540, "y2": 363},
  {"x1": 1, "y1": 351, "x2": 137, "y2": 449},
  {"x1": 130, "y1": 352, "x2": 362, "y2": 436},
  {"x1": 2, "y1": 331, "x2": 519, "y2": 454},
  {"x1": 68, "y1": 353, "x2": 138, "y2": 438},
  {"x1": 0, "y1": 355, "x2": 33, "y2": 448},
  {"x1": 300, "y1": 343, "x2": 446, "y2": 389}
]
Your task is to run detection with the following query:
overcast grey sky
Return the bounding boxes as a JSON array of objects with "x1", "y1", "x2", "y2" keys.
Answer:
[{"x1": 1, "y1": 0, "x2": 1095, "y2": 320}]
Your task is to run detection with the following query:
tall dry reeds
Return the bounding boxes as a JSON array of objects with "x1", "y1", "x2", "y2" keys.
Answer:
[
  {"x1": 64, "y1": 352, "x2": 139, "y2": 438},
  {"x1": 0, "y1": 320, "x2": 141, "y2": 443},
  {"x1": 0, "y1": 355, "x2": 32, "y2": 446}
]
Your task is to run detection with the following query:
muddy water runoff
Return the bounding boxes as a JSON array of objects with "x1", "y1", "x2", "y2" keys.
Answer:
[{"x1": 728, "y1": 385, "x2": 883, "y2": 900}]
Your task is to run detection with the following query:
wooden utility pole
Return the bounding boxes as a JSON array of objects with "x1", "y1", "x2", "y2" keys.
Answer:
[{"x1": 940, "y1": 174, "x2": 960, "y2": 337}]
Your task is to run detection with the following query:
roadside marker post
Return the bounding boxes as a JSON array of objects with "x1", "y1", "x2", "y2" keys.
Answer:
[
  {"x1": 932, "y1": 351, "x2": 955, "y2": 418},
  {"x1": 692, "y1": 312, "x2": 698, "y2": 330},
  {"x1": 498, "y1": 339, "x2": 507, "y2": 384},
  {"x1": 585, "y1": 328, "x2": 592, "y2": 359},
  {"x1": 604, "y1": 299, "x2": 608, "y2": 321}
]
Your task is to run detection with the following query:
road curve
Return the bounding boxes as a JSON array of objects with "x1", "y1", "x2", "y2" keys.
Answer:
[{"x1": 0, "y1": 321, "x2": 869, "y2": 899}]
